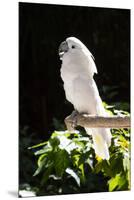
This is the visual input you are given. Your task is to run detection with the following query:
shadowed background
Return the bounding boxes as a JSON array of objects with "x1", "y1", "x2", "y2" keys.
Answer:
[{"x1": 19, "y1": 2, "x2": 130, "y2": 189}]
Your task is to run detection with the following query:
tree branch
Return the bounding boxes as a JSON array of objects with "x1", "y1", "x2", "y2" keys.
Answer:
[{"x1": 64, "y1": 112, "x2": 130, "y2": 131}]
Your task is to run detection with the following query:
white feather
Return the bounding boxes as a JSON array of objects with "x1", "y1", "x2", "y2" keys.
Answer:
[{"x1": 60, "y1": 37, "x2": 112, "y2": 160}]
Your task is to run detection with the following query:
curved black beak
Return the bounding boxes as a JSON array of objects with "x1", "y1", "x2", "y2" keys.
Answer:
[{"x1": 58, "y1": 41, "x2": 69, "y2": 60}]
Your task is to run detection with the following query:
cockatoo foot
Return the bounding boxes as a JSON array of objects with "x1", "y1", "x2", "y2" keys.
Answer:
[{"x1": 64, "y1": 110, "x2": 78, "y2": 131}]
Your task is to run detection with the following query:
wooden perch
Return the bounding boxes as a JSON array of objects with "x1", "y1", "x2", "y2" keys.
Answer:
[{"x1": 65, "y1": 112, "x2": 130, "y2": 131}]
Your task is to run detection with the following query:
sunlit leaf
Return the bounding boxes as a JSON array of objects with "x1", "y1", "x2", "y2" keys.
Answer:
[
  {"x1": 33, "y1": 161, "x2": 44, "y2": 176},
  {"x1": 34, "y1": 146, "x2": 52, "y2": 155},
  {"x1": 108, "y1": 173, "x2": 128, "y2": 191},
  {"x1": 28, "y1": 141, "x2": 48, "y2": 149},
  {"x1": 37, "y1": 154, "x2": 47, "y2": 167},
  {"x1": 108, "y1": 174, "x2": 120, "y2": 191}
]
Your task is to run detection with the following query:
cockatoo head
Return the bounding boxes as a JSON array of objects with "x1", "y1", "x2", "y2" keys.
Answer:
[
  {"x1": 58, "y1": 37, "x2": 97, "y2": 75},
  {"x1": 59, "y1": 37, "x2": 90, "y2": 60}
]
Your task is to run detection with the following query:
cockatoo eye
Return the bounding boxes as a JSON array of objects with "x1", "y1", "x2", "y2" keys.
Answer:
[{"x1": 71, "y1": 45, "x2": 75, "y2": 49}]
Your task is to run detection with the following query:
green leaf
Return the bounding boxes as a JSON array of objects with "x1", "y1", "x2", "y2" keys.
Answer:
[
  {"x1": 49, "y1": 137, "x2": 60, "y2": 150},
  {"x1": 34, "y1": 157, "x2": 53, "y2": 177},
  {"x1": 109, "y1": 155, "x2": 123, "y2": 177},
  {"x1": 28, "y1": 141, "x2": 48, "y2": 149},
  {"x1": 71, "y1": 153, "x2": 80, "y2": 167},
  {"x1": 33, "y1": 161, "x2": 44, "y2": 176},
  {"x1": 108, "y1": 174, "x2": 121, "y2": 191},
  {"x1": 108, "y1": 173, "x2": 127, "y2": 191},
  {"x1": 94, "y1": 160, "x2": 103, "y2": 174},
  {"x1": 34, "y1": 146, "x2": 52, "y2": 155},
  {"x1": 51, "y1": 130, "x2": 71, "y2": 138},
  {"x1": 34, "y1": 152, "x2": 54, "y2": 176},
  {"x1": 72, "y1": 138, "x2": 86, "y2": 149},
  {"x1": 79, "y1": 164, "x2": 85, "y2": 183},
  {"x1": 41, "y1": 166, "x2": 53, "y2": 185},
  {"x1": 37, "y1": 154, "x2": 47, "y2": 167},
  {"x1": 54, "y1": 149, "x2": 69, "y2": 177},
  {"x1": 66, "y1": 168, "x2": 80, "y2": 186}
]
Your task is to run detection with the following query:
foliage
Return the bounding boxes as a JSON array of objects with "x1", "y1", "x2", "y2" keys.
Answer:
[
  {"x1": 28, "y1": 104, "x2": 130, "y2": 196},
  {"x1": 19, "y1": 126, "x2": 43, "y2": 195}
]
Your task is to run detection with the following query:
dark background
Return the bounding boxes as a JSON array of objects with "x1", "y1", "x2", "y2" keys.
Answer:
[{"x1": 19, "y1": 2, "x2": 130, "y2": 139}]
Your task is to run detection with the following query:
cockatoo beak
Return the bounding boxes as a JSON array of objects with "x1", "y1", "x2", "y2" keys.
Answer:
[{"x1": 58, "y1": 41, "x2": 69, "y2": 60}]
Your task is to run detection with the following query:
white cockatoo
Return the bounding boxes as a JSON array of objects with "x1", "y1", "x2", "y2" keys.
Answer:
[{"x1": 58, "y1": 37, "x2": 112, "y2": 160}]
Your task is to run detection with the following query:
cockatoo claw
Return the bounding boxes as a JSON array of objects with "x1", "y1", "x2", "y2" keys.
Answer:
[{"x1": 64, "y1": 110, "x2": 78, "y2": 131}]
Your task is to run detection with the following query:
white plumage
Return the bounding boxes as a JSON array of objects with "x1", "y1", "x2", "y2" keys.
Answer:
[{"x1": 59, "y1": 37, "x2": 112, "y2": 160}]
